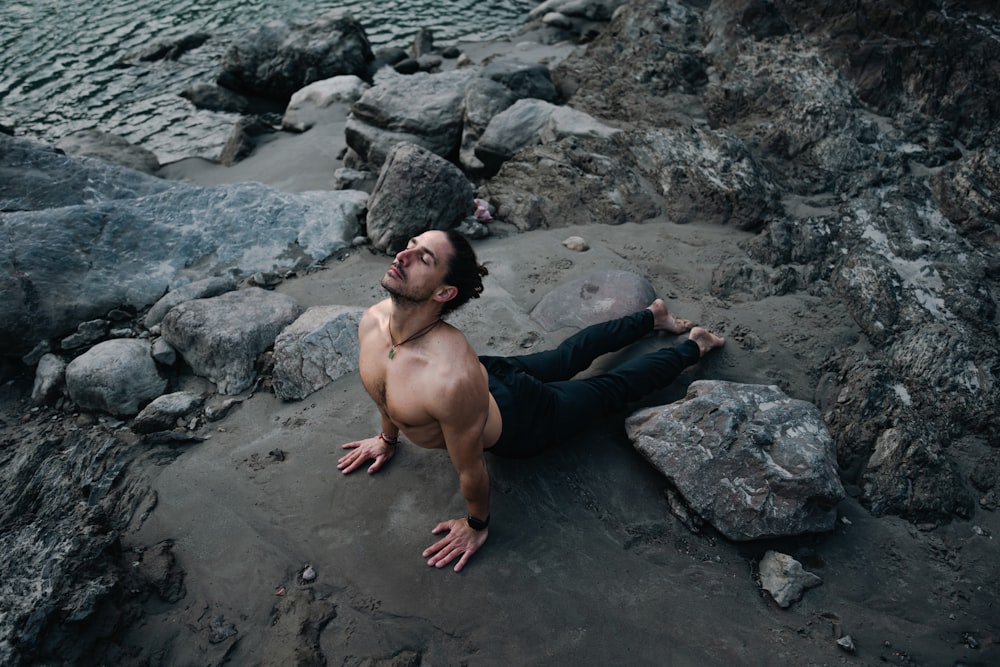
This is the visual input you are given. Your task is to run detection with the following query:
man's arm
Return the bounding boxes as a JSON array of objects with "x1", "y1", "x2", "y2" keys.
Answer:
[{"x1": 422, "y1": 373, "x2": 491, "y2": 572}]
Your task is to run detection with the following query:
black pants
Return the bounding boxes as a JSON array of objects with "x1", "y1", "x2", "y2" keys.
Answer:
[{"x1": 480, "y1": 309, "x2": 700, "y2": 458}]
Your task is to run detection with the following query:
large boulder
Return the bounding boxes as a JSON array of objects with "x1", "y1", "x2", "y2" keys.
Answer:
[
  {"x1": 345, "y1": 69, "x2": 477, "y2": 169},
  {"x1": 272, "y1": 306, "x2": 364, "y2": 401},
  {"x1": 626, "y1": 380, "x2": 845, "y2": 541},
  {"x1": 1, "y1": 137, "x2": 367, "y2": 358},
  {"x1": 65, "y1": 339, "x2": 167, "y2": 417},
  {"x1": 145, "y1": 276, "x2": 239, "y2": 329},
  {"x1": 365, "y1": 142, "x2": 473, "y2": 253},
  {"x1": 217, "y1": 11, "x2": 373, "y2": 101},
  {"x1": 160, "y1": 288, "x2": 304, "y2": 395},
  {"x1": 282, "y1": 75, "x2": 370, "y2": 132}
]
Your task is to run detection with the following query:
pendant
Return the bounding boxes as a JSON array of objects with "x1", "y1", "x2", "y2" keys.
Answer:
[{"x1": 388, "y1": 346, "x2": 396, "y2": 359}]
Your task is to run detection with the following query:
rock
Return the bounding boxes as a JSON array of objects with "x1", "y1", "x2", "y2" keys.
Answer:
[
  {"x1": 282, "y1": 75, "x2": 369, "y2": 132},
  {"x1": 180, "y1": 82, "x2": 251, "y2": 113},
  {"x1": 561, "y1": 236, "x2": 589, "y2": 251},
  {"x1": 412, "y1": 28, "x2": 434, "y2": 59},
  {"x1": 460, "y1": 78, "x2": 519, "y2": 172},
  {"x1": 55, "y1": 130, "x2": 160, "y2": 174},
  {"x1": 132, "y1": 391, "x2": 206, "y2": 434},
  {"x1": 345, "y1": 68, "x2": 477, "y2": 169},
  {"x1": 204, "y1": 397, "x2": 242, "y2": 421},
  {"x1": 530, "y1": 270, "x2": 655, "y2": 331},
  {"x1": 528, "y1": 0, "x2": 626, "y2": 22},
  {"x1": 151, "y1": 338, "x2": 177, "y2": 366},
  {"x1": 145, "y1": 276, "x2": 239, "y2": 329},
  {"x1": 272, "y1": 306, "x2": 364, "y2": 401},
  {"x1": 626, "y1": 381, "x2": 845, "y2": 541},
  {"x1": 861, "y1": 422, "x2": 974, "y2": 522},
  {"x1": 217, "y1": 11, "x2": 373, "y2": 102},
  {"x1": 2, "y1": 139, "x2": 366, "y2": 357},
  {"x1": 480, "y1": 60, "x2": 558, "y2": 102},
  {"x1": 60, "y1": 319, "x2": 109, "y2": 351},
  {"x1": 836, "y1": 635, "x2": 856, "y2": 653},
  {"x1": 930, "y1": 144, "x2": 1000, "y2": 235},
  {"x1": 65, "y1": 339, "x2": 167, "y2": 417},
  {"x1": 758, "y1": 550, "x2": 822, "y2": 608},
  {"x1": 332, "y1": 167, "x2": 377, "y2": 192},
  {"x1": 474, "y1": 99, "x2": 559, "y2": 173},
  {"x1": 160, "y1": 288, "x2": 304, "y2": 395},
  {"x1": 218, "y1": 117, "x2": 275, "y2": 166},
  {"x1": 365, "y1": 142, "x2": 474, "y2": 252},
  {"x1": 31, "y1": 353, "x2": 67, "y2": 405},
  {"x1": 1, "y1": 134, "x2": 172, "y2": 212}
]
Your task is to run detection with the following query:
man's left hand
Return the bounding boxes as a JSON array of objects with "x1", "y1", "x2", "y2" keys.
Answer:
[{"x1": 423, "y1": 519, "x2": 489, "y2": 572}]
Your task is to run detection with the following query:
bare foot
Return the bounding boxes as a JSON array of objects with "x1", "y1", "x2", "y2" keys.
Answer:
[
  {"x1": 689, "y1": 327, "x2": 725, "y2": 357},
  {"x1": 648, "y1": 298, "x2": 692, "y2": 334}
]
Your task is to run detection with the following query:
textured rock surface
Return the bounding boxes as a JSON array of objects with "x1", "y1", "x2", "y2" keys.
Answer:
[
  {"x1": 627, "y1": 381, "x2": 845, "y2": 540},
  {"x1": 272, "y1": 306, "x2": 364, "y2": 401},
  {"x1": 65, "y1": 339, "x2": 167, "y2": 417}
]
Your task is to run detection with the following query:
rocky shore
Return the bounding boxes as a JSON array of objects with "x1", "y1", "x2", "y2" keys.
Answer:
[{"x1": 1, "y1": 1, "x2": 999, "y2": 665}]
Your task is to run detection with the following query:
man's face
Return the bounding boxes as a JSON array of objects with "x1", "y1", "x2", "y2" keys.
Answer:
[{"x1": 380, "y1": 231, "x2": 454, "y2": 304}]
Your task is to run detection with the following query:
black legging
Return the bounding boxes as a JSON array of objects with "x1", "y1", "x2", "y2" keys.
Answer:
[{"x1": 481, "y1": 309, "x2": 700, "y2": 458}]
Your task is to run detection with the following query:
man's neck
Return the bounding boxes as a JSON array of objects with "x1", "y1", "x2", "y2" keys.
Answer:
[{"x1": 388, "y1": 299, "x2": 443, "y2": 340}]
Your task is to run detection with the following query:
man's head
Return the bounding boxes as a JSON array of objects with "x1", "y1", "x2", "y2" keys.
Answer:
[{"x1": 380, "y1": 230, "x2": 488, "y2": 315}]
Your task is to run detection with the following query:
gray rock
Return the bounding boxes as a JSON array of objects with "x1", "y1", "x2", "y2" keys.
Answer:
[
  {"x1": 217, "y1": 11, "x2": 373, "y2": 101},
  {"x1": 218, "y1": 117, "x2": 275, "y2": 166},
  {"x1": 132, "y1": 391, "x2": 206, "y2": 434},
  {"x1": 530, "y1": 270, "x2": 655, "y2": 331},
  {"x1": 626, "y1": 381, "x2": 845, "y2": 541},
  {"x1": 160, "y1": 288, "x2": 304, "y2": 395},
  {"x1": 1, "y1": 134, "x2": 172, "y2": 212},
  {"x1": 31, "y1": 353, "x2": 67, "y2": 405},
  {"x1": 180, "y1": 82, "x2": 251, "y2": 113},
  {"x1": 55, "y1": 130, "x2": 160, "y2": 174},
  {"x1": 2, "y1": 158, "x2": 366, "y2": 357},
  {"x1": 65, "y1": 339, "x2": 167, "y2": 417},
  {"x1": 365, "y1": 142, "x2": 473, "y2": 252},
  {"x1": 282, "y1": 75, "x2": 369, "y2": 132},
  {"x1": 60, "y1": 319, "x2": 109, "y2": 351},
  {"x1": 475, "y1": 99, "x2": 560, "y2": 172},
  {"x1": 528, "y1": 0, "x2": 626, "y2": 22},
  {"x1": 460, "y1": 78, "x2": 518, "y2": 172},
  {"x1": 272, "y1": 305, "x2": 364, "y2": 401},
  {"x1": 151, "y1": 338, "x2": 177, "y2": 366},
  {"x1": 345, "y1": 68, "x2": 478, "y2": 169},
  {"x1": 332, "y1": 167, "x2": 377, "y2": 192},
  {"x1": 480, "y1": 61, "x2": 558, "y2": 102},
  {"x1": 145, "y1": 276, "x2": 239, "y2": 328},
  {"x1": 758, "y1": 550, "x2": 822, "y2": 608}
]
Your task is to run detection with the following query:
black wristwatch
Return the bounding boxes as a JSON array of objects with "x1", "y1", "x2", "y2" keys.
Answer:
[{"x1": 466, "y1": 514, "x2": 490, "y2": 531}]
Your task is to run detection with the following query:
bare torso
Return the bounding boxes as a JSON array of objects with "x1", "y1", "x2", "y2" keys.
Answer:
[{"x1": 357, "y1": 300, "x2": 502, "y2": 451}]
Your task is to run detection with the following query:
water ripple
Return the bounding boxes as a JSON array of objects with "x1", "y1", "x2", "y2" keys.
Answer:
[{"x1": 0, "y1": 0, "x2": 535, "y2": 162}]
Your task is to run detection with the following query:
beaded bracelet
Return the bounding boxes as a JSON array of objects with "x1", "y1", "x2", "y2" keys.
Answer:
[{"x1": 378, "y1": 432, "x2": 399, "y2": 446}]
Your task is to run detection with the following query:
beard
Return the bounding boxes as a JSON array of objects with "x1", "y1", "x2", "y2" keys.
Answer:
[{"x1": 380, "y1": 272, "x2": 435, "y2": 306}]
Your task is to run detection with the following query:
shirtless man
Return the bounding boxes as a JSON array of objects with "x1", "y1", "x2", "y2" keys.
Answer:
[{"x1": 338, "y1": 229, "x2": 724, "y2": 572}]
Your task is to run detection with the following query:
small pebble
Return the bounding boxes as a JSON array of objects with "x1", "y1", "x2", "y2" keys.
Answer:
[
  {"x1": 561, "y1": 236, "x2": 589, "y2": 252},
  {"x1": 836, "y1": 635, "x2": 856, "y2": 653},
  {"x1": 301, "y1": 564, "x2": 316, "y2": 582}
]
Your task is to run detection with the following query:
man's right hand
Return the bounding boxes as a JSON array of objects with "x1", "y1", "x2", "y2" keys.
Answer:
[{"x1": 338, "y1": 436, "x2": 395, "y2": 474}]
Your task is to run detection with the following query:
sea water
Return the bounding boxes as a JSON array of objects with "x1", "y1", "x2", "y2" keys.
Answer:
[{"x1": 0, "y1": 0, "x2": 535, "y2": 163}]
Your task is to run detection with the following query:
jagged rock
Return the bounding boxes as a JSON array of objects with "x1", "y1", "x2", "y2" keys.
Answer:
[
  {"x1": 217, "y1": 11, "x2": 373, "y2": 101},
  {"x1": 930, "y1": 144, "x2": 1000, "y2": 235},
  {"x1": 55, "y1": 130, "x2": 160, "y2": 174},
  {"x1": 528, "y1": 0, "x2": 627, "y2": 22},
  {"x1": 758, "y1": 550, "x2": 822, "y2": 608},
  {"x1": 31, "y1": 353, "x2": 68, "y2": 404},
  {"x1": 132, "y1": 391, "x2": 206, "y2": 434},
  {"x1": 272, "y1": 306, "x2": 364, "y2": 401},
  {"x1": 345, "y1": 68, "x2": 477, "y2": 169},
  {"x1": 151, "y1": 338, "x2": 177, "y2": 366},
  {"x1": 160, "y1": 288, "x2": 304, "y2": 395},
  {"x1": 1, "y1": 139, "x2": 366, "y2": 357},
  {"x1": 60, "y1": 319, "x2": 109, "y2": 351},
  {"x1": 282, "y1": 75, "x2": 369, "y2": 132},
  {"x1": 218, "y1": 116, "x2": 275, "y2": 166},
  {"x1": 145, "y1": 276, "x2": 239, "y2": 328},
  {"x1": 480, "y1": 60, "x2": 559, "y2": 102},
  {"x1": 474, "y1": 99, "x2": 619, "y2": 174},
  {"x1": 862, "y1": 421, "x2": 974, "y2": 522},
  {"x1": 627, "y1": 381, "x2": 845, "y2": 541},
  {"x1": 365, "y1": 142, "x2": 473, "y2": 252},
  {"x1": 460, "y1": 78, "x2": 519, "y2": 172},
  {"x1": 530, "y1": 270, "x2": 654, "y2": 331},
  {"x1": 180, "y1": 82, "x2": 250, "y2": 113},
  {"x1": 65, "y1": 339, "x2": 167, "y2": 417}
]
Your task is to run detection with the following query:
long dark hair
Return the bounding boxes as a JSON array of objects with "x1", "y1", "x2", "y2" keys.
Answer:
[{"x1": 442, "y1": 229, "x2": 488, "y2": 315}]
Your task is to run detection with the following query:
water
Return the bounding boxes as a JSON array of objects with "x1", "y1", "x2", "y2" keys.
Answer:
[{"x1": 0, "y1": 0, "x2": 536, "y2": 163}]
